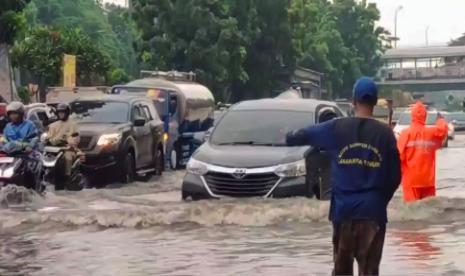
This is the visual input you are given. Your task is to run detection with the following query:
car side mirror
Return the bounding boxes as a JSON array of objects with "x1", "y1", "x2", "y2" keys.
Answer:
[{"x1": 134, "y1": 116, "x2": 146, "y2": 127}]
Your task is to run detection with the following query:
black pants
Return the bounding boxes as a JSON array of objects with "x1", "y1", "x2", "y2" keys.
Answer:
[{"x1": 332, "y1": 220, "x2": 386, "y2": 276}]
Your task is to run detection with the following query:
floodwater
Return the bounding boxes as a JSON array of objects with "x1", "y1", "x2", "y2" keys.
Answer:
[{"x1": 2, "y1": 137, "x2": 465, "y2": 275}]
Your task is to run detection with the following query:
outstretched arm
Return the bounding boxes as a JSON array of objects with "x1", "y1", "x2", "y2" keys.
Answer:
[
  {"x1": 286, "y1": 120, "x2": 337, "y2": 150},
  {"x1": 431, "y1": 116, "x2": 449, "y2": 149}
]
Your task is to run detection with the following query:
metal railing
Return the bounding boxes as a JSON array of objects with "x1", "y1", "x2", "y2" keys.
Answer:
[{"x1": 140, "y1": 70, "x2": 196, "y2": 82}]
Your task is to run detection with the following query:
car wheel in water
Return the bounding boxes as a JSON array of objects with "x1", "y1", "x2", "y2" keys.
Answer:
[
  {"x1": 182, "y1": 190, "x2": 190, "y2": 201},
  {"x1": 121, "y1": 152, "x2": 135, "y2": 184}
]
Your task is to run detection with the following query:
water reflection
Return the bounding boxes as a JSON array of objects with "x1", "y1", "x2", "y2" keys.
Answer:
[{"x1": 391, "y1": 229, "x2": 442, "y2": 267}]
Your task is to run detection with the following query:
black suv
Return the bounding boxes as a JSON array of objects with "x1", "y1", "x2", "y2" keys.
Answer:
[{"x1": 70, "y1": 95, "x2": 165, "y2": 183}]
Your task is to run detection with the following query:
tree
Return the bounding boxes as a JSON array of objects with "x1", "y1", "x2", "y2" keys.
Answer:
[
  {"x1": 131, "y1": 0, "x2": 387, "y2": 100},
  {"x1": 11, "y1": 26, "x2": 112, "y2": 100},
  {"x1": 132, "y1": 0, "x2": 251, "y2": 100},
  {"x1": 289, "y1": 0, "x2": 349, "y2": 97},
  {"x1": 24, "y1": 0, "x2": 132, "y2": 77},
  {"x1": 0, "y1": 0, "x2": 31, "y2": 102},
  {"x1": 236, "y1": 0, "x2": 296, "y2": 100},
  {"x1": 106, "y1": 4, "x2": 140, "y2": 77},
  {"x1": 449, "y1": 33, "x2": 465, "y2": 46},
  {"x1": 330, "y1": 0, "x2": 387, "y2": 96}
]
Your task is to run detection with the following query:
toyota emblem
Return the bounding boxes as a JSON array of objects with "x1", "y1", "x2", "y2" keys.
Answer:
[{"x1": 232, "y1": 168, "x2": 247, "y2": 179}]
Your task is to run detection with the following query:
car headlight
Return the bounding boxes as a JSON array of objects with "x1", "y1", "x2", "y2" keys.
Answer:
[
  {"x1": 40, "y1": 133, "x2": 48, "y2": 142},
  {"x1": 97, "y1": 133, "x2": 122, "y2": 146},
  {"x1": 275, "y1": 159, "x2": 306, "y2": 178},
  {"x1": 3, "y1": 165, "x2": 15, "y2": 178},
  {"x1": 186, "y1": 158, "x2": 209, "y2": 175}
]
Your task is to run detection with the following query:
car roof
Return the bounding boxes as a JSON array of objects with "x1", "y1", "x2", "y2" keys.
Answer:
[
  {"x1": 122, "y1": 78, "x2": 214, "y2": 100},
  {"x1": 231, "y1": 98, "x2": 337, "y2": 112},
  {"x1": 71, "y1": 94, "x2": 149, "y2": 103}
]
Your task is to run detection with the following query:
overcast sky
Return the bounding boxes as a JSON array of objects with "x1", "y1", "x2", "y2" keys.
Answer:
[{"x1": 369, "y1": 0, "x2": 465, "y2": 47}]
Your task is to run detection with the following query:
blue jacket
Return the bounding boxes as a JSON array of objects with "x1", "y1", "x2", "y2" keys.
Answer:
[
  {"x1": 2, "y1": 120, "x2": 39, "y2": 149},
  {"x1": 287, "y1": 118, "x2": 401, "y2": 224}
]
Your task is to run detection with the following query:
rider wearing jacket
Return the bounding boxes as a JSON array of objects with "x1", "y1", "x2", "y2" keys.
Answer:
[
  {"x1": 46, "y1": 103, "x2": 81, "y2": 180},
  {"x1": 1, "y1": 102, "x2": 39, "y2": 152}
]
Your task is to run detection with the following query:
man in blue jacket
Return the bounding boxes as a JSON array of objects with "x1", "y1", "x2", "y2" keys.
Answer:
[
  {"x1": 1, "y1": 102, "x2": 39, "y2": 153},
  {"x1": 287, "y1": 77, "x2": 401, "y2": 275}
]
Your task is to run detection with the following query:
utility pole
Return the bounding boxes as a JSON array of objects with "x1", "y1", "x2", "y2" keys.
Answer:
[
  {"x1": 425, "y1": 26, "x2": 430, "y2": 47},
  {"x1": 394, "y1": 5, "x2": 403, "y2": 48}
]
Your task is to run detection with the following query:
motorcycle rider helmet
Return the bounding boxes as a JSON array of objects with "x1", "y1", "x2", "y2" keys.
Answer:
[
  {"x1": 6, "y1": 101, "x2": 25, "y2": 117},
  {"x1": 56, "y1": 103, "x2": 71, "y2": 121}
]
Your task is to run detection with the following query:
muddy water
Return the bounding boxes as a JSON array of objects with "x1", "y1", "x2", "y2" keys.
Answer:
[{"x1": 2, "y1": 138, "x2": 465, "y2": 275}]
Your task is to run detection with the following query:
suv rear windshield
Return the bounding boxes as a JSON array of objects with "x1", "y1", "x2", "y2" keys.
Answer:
[
  {"x1": 211, "y1": 110, "x2": 314, "y2": 146},
  {"x1": 71, "y1": 101, "x2": 129, "y2": 123}
]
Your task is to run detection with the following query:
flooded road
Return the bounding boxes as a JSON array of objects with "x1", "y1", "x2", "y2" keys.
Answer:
[{"x1": 2, "y1": 137, "x2": 465, "y2": 275}]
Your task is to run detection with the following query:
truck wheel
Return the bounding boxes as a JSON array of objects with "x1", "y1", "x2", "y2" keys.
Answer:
[
  {"x1": 154, "y1": 147, "x2": 164, "y2": 176},
  {"x1": 120, "y1": 151, "x2": 135, "y2": 184},
  {"x1": 170, "y1": 144, "x2": 181, "y2": 170}
]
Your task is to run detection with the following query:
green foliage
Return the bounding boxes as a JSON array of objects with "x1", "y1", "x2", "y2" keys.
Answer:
[
  {"x1": 330, "y1": 0, "x2": 388, "y2": 96},
  {"x1": 0, "y1": 0, "x2": 31, "y2": 44},
  {"x1": 11, "y1": 26, "x2": 111, "y2": 86},
  {"x1": 132, "y1": 0, "x2": 387, "y2": 100},
  {"x1": 106, "y1": 4, "x2": 140, "y2": 76},
  {"x1": 23, "y1": 0, "x2": 138, "y2": 79},
  {"x1": 132, "y1": 0, "x2": 252, "y2": 98},
  {"x1": 17, "y1": 86, "x2": 30, "y2": 103},
  {"x1": 108, "y1": 68, "x2": 131, "y2": 85}
]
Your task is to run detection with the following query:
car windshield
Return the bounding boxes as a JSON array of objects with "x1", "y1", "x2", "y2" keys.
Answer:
[
  {"x1": 211, "y1": 110, "x2": 313, "y2": 146},
  {"x1": 398, "y1": 112, "x2": 438, "y2": 125},
  {"x1": 449, "y1": 113, "x2": 465, "y2": 122},
  {"x1": 70, "y1": 101, "x2": 129, "y2": 123}
]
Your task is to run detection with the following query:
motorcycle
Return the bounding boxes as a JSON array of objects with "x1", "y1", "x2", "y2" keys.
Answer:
[
  {"x1": 41, "y1": 144, "x2": 86, "y2": 191},
  {"x1": 0, "y1": 144, "x2": 43, "y2": 192}
]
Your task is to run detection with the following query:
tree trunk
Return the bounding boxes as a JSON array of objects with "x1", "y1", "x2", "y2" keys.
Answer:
[{"x1": 0, "y1": 43, "x2": 13, "y2": 102}]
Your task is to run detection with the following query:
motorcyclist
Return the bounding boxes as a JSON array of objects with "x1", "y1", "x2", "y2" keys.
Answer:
[
  {"x1": 1, "y1": 102, "x2": 39, "y2": 153},
  {"x1": 46, "y1": 103, "x2": 82, "y2": 186}
]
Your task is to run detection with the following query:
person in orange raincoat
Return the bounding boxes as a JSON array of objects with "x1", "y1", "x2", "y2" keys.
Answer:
[{"x1": 397, "y1": 102, "x2": 448, "y2": 202}]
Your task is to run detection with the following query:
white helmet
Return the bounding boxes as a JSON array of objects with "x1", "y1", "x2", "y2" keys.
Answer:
[{"x1": 6, "y1": 101, "x2": 25, "y2": 116}]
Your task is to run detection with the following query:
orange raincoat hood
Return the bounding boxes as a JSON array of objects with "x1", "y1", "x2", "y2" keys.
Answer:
[{"x1": 411, "y1": 102, "x2": 426, "y2": 126}]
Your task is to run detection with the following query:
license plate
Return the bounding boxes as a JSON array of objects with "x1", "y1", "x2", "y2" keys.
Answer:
[{"x1": 0, "y1": 157, "x2": 14, "y2": 164}]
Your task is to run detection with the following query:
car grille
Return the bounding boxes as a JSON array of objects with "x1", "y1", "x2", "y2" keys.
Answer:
[
  {"x1": 204, "y1": 172, "x2": 279, "y2": 197},
  {"x1": 79, "y1": 136, "x2": 93, "y2": 150}
]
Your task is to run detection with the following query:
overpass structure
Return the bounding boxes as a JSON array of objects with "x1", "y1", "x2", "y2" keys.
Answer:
[{"x1": 377, "y1": 46, "x2": 465, "y2": 92}]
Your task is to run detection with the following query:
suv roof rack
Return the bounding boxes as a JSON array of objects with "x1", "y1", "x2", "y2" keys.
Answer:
[{"x1": 140, "y1": 70, "x2": 196, "y2": 82}]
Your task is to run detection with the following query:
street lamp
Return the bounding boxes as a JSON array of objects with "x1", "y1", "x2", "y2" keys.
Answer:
[{"x1": 394, "y1": 5, "x2": 403, "y2": 48}]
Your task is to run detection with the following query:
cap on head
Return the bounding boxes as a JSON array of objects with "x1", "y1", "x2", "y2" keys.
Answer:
[{"x1": 353, "y1": 77, "x2": 378, "y2": 105}]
